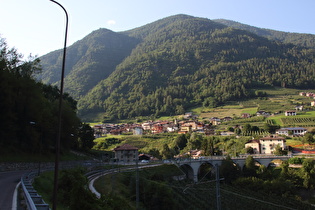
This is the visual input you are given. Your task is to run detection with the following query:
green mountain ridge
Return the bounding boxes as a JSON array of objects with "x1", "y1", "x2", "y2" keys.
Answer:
[
  {"x1": 39, "y1": 28, "x2": 139, "y2": 98},
  {"x1": 213, "y1": 18, "x2": 315, "y2": 49},
  {"x1": 38, "y1": 14, "x2": 315, "y2": 120}
]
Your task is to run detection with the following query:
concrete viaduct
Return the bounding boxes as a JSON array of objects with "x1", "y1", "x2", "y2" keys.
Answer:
[{"x1": 174, "y1": 156, "x2": 290, "y2": 182}]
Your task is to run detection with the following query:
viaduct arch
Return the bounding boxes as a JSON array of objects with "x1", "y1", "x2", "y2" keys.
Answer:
[{"x1": 176, "y1": 156, "x2": 289, "y2": 183}]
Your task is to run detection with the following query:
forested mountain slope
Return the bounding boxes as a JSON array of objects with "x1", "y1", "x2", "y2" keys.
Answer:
[
  {"x1": 38, "y1": 14, "x2": 315, "y2": 120},
  {"x1": 39, "y1": 29, "x2": 139, "y2": 98},
  {"x1": 213, "y1": 19, "x2": 315, "y2": 49}
]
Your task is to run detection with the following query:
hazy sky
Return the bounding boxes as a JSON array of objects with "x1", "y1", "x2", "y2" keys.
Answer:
[{"x1": 1, "y1": 0, "x2": 314, "y2": 57}]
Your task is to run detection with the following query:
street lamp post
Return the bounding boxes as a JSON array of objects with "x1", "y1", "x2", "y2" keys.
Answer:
[{"x1": 49, "y1": 1, "x2": 68, "y2": 210}]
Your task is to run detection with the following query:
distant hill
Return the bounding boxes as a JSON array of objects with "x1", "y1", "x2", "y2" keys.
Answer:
[
  {"x1": 213, "y1": 19, "x2": 315, "y2": 49},
  {"x1": 38, "y1": 28, "x2": 139, "y2": 98},
  {"x1": 38, "y1": 14, "x2": 315, "y2": 120}
]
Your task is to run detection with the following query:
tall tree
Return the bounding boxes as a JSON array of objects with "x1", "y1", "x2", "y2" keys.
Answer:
[
  {"x1": 220, "y1": 155, "x2": 241, "y2": 184},
  {"x1": 0, "y1": 36, "x2": 81, "y2": 154},
  {"x1": 243, "y1": 156, "x2": 257, "y2": 177},
  {"x1": 302, "y1": 158, "x2": 315, "y2": 189},
  {"x1": 77, "y1": 123, "x2": 95, "y2": 151},
  {"x1": 162, "y1": 144, "x2": 173, "y2": 159}
]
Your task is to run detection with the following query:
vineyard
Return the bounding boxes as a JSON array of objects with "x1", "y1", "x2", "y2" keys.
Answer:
[
  {"x1": 280, "y1": 117, "x2": 315, "y2": 127},
  {"x1": 266, "y1": 119, "x2": 275, "y2": 125}
]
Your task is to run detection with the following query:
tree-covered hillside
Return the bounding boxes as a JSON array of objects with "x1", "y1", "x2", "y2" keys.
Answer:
[
  {"x1": 213, "y1": 19, "x2": 315, "y2": 49},
  {"x1": 0, "y1": 37, "x2": 94, "y2": 155},
  {"x1": 39, "y1": 29, "x2": 139, "y2": 98},
  {"x1": 38, "y1": 14, "x2": 315, "y2": 120}
]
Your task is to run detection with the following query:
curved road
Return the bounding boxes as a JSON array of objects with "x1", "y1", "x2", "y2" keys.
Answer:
[{"x1": 0, "y1": 170, "x2": 29, "y2": 210}]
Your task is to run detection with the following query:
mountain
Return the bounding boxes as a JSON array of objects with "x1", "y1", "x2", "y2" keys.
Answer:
[
  {"x1": 213, "y1": 19, "x2": 315, "y2": 49},
  {"x1": 39, "y1": 28, "x2": 139, "y2": 98},
  {"x1": 38, "y1": 14, "x2": 315, "y2": 120}
]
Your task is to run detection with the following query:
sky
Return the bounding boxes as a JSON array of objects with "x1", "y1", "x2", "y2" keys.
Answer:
[{"x1": 1, "y1": 0, "x2": 315, "y2": 57}]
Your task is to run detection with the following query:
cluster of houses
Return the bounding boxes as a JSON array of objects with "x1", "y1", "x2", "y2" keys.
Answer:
[
  {"x1": 95, "y1": 102, "x2": 314, "y2": 158},
  {"x1": 93, "y1": 112, "x2": 219, "y2": 137},
  {"x1": 299, "y1": 92, "x2": 315, "y2": 107},
  {"x1": 93, "y1": 110, "x2": 280, "y2": 138},
  {"x1": 113, "y1": 134, "x2": 289, "y2": 163},
  {"x1": 94, "y1": 119, "x2": 215, "y2": 137}
]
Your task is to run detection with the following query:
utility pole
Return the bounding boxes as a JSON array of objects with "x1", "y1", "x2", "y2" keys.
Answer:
[
  {"x1": 136, "y1": 158, "x2": 139, "y2": 209},
  {"x1": 215, "y1": 164, "x2": 221, "y2": 210}
]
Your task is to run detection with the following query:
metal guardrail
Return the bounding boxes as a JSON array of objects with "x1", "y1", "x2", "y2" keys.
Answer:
[{"x1": 21, "y1": 172, "x2": 50, "y2": 210}]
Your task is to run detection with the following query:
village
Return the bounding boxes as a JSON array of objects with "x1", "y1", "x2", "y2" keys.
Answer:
[{"x1": 93, "y1": 107, "x2": 315, "y2": 160}]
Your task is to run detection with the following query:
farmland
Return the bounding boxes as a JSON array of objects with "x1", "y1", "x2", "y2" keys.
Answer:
[{"x1": 188, "y1": 87, "x2": 315, "y2": 128}]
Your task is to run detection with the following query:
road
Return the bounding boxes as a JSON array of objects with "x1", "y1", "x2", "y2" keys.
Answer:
[{"x1": 0, "y1": 170, "x2": 29, "y2": 210}]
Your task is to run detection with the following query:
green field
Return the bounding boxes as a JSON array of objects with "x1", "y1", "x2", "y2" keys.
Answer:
[
  {"x1": 93, "y1": 133, "x2": 178, "y2": 154},
  {"x1": 85, "y1": 87, "x2": 315, "y2": 132},
  {"x1": 267, "y1": 111, "x2": 315, "y2": 128}
]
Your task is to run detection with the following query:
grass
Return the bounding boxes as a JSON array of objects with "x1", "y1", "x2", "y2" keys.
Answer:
[
  {"x1": 199, "y1": 107, "x2": 243, "y2": 119},
  {"x1": 241, "y1": 107, "x2": 258, "y2": 114},
  {"x1": 93, "y1": 133, "x2": 178, "y2": 153},
  {"x1": 32, "y1": 171, "x2": 55, "y2": 209},
  {"x1": 286, "y1": 139, "x2": 304, "y2": 147}
]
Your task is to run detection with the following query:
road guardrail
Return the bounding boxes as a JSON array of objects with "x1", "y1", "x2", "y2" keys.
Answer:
[{"x1": 21, "y1": 172, "x2": 49, "y2": 210}]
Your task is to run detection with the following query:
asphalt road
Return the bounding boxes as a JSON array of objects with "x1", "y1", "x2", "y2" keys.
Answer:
[{"x1": 0, "y1": 170, "x2": 29, "y2": 210}]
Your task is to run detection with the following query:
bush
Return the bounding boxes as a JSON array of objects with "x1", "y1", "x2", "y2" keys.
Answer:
[{"x1": 288, "y1": 157, "x2": 304, "y2": 165}]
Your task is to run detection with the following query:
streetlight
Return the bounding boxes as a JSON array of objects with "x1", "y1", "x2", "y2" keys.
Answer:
[
  {"x1": 49, "y1": 1, "x2": 68, "y2": 210},
  {"x1": 29, "y1": 121, "x2": 42, "y2": 176}
]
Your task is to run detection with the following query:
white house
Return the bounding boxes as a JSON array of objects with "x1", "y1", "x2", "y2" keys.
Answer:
[
  {"x1": 276, "y1": 127, "x2": 307, "y2": 136},
  {"x1": 133, "y1": 127, "x2": 143, "y2": 135},
  {"x1": 285, "y1": 110, "x2": 297, "y2": 116},
  {"x1": 245, "y1": 139, "x2": 260, "y2": 154},
  {"x1": 245, "y1": 136, "x2": 286, "y2": 155},
  {"x1": 259, "y1": 136, "x2": 286, "y2": 154}
]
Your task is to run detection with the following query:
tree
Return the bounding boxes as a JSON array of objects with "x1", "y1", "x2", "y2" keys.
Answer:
[
  {"x1": 148, "y1": 148, "x2": 162, "y2": 160},
  {"x1": 227, "y1": 127, "x2": 234, "y2": 132},
  {"x1": 263, "y1": 123, "x2": 280, "y2": 134},
  {"x1": 243, "y1": 156, "x2": 257, "y2": 177},
  {"x1": 162, "y1": 144, "x2": 173, "y2": 159},
  {"x1": 245, "y1": 146, "x2": 254, "y2": 154},
  {"x1": 202, "y1": 136, "x2": 216, "y2": 156},
  {"x1": 242, "y1": 124, "x2": 252, "y2": 135},
  {"x1": 174, "y1": 134, "x2": 187, "y2": 150},
  {"x1": 0, "y1": 36, "x2": 82, "y2": 154},
  {"x1": 57, "y1": 168, "x2": 103, "y2": 209},
  {"x1": 273, "y1": 144, "x2": 286, "y2": 156},
  {"x1": 302, "y1": 158, "x2": 315, "y2": 189},
  {"x1": 187, "y1": 132, "x2": 202, "y2": 150},
  {"x1": 220, "y1": 155, "x2": 240, "y2": 184},
  {"x1": 77, "y1": 123, "x2": 95, "y2": 151},
  {"x1": 280, "y1": 161, "x2": 289, "y2": 179},
  {"x1": 303, "y1": 133, "x2": 314, "y2": 144}
]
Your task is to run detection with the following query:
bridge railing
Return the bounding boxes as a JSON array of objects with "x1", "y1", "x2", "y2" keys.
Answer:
[
  {"x1": 21, "y1": 171, "x2": 50, "y2": 210},
  {"x1": 174, "y1": 154, "x2": 291, "y2": 163}
]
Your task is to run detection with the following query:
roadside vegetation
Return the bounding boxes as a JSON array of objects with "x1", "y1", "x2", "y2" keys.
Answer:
[{"x1": 33, "y1": 159, "x2": 315, "y2": 209}]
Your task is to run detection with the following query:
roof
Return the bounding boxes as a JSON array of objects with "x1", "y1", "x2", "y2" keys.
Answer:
[
  {"x1": 245, "y1": 139, "x2": 260, "y2": 144},
  {"x1": 114, "y1": 144, "x2": 138, "y2": 151},
  {"x1": 259, "y1": 136, "x2": 286, "y2": 141},
  {"x1": 277, "y1": 127, "x2": 307, "y2": 131}
]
